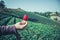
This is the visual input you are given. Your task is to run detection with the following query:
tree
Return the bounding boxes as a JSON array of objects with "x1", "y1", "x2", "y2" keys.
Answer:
[{"x1": 0, "y1": 0, "x2": 5, "y2": 8}]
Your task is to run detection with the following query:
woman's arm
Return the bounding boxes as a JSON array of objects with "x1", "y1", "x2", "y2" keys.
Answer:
[
  {"x1": 0, "y1": 25, "x2": 21, "y2": 40},
  {"x1": 0, "y1": 21, "x2": 27, "y2": 35},
  {"x1": 0, "y1": 21, "x2": 27, "y2": 40},
  {"x1": 0, "y1": 25, "x2": 17, "y2": 35}
]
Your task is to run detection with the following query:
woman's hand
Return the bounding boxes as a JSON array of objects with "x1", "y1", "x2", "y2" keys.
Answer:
[{"x1": 14, "y1": 20, "x2": 27, "y2": 30}]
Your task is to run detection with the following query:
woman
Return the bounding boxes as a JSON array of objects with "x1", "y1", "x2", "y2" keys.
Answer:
[{"x1": 0, "y1": 20, "x2": 27, "y2": 40}]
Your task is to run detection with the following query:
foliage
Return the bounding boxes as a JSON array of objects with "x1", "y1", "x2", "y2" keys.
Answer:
[
  {"x1": 0, "y1": 11, "x2": 60, "y2": 40},
  {"x1": 0, "y1": 0, "x2": 5, "y2": 8}
]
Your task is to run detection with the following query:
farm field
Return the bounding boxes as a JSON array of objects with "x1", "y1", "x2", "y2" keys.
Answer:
[{"x1": 0, "y1": 12, "x2": 60, "y2": 40}]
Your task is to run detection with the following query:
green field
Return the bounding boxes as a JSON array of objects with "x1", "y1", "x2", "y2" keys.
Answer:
[{"x1": 0, "y1": 12, "x2": 60, "y2": 40}]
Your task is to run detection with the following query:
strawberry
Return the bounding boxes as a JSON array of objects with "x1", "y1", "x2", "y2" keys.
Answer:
[{"x1": 23, "y1": 14, "x2": 28, "y2": 21}]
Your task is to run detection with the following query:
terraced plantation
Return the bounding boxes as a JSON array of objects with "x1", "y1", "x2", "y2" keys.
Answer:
[{"x1": 0, "y1": 12, "x2": 60, "y2": 40}]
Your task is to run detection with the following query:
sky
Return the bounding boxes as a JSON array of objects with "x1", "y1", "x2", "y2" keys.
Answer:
[{"x1": 2, "y1": 0, "x2": 60, "y2": 12}]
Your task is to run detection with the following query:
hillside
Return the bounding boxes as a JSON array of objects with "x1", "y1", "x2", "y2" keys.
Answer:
[
  {"x1": 0, "y1": 11, "x2": 60, "y2": 27},
  {"x1": 0, "y1": 9, "x2": 60, "y2": 40}
]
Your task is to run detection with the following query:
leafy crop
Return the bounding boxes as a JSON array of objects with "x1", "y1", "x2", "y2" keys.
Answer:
[{"x1": 0, "y1": 12, "x2": 60, "y2": 40}]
